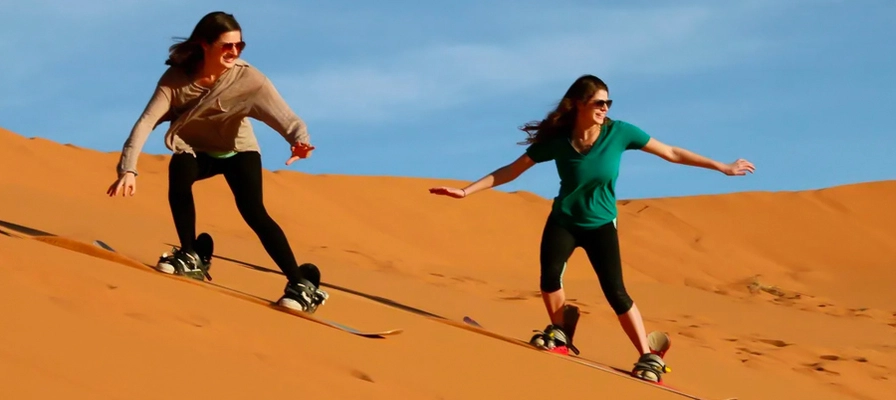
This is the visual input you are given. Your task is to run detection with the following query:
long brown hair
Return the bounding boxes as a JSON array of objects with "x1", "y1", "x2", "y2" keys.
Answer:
[
  {"x1": 519, "y1": 74, "x2": 609, "y2": 145},
  {"x1": 164, "y1": 11, "x2": 242, "y2": 76}
]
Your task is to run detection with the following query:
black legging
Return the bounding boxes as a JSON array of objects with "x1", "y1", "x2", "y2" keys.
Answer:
[
  {"x1": 167, "y1": 151, "x2": 305, "y2": 283},
  {"x1": 539, "y1": 215, "x2": 634, "y2": 315}
]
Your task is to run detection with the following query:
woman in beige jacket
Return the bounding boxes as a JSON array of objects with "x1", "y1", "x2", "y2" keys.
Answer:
[{"x1": 107, "y1": 11, "x2": 327, "y2": 314}]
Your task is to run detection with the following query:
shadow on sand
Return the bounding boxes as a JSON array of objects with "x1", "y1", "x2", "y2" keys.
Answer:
[{"x1": 163, "y1": 242, "x2": 448, "y2": 320}]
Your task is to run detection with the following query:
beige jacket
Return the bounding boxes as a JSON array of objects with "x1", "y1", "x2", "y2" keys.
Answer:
[{"x1": 116, "y1": 59, "x2": 309, "y2": 176}]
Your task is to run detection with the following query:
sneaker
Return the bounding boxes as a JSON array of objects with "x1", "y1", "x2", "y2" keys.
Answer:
[
  {"x1": 277, "y1": 279, "x2": 329, "y2": 313},
  {"x1": 529, "y1": 324, "x2": 579, "y2": 355},
  {"x1": 631, "y1": 353, "x2": 669, "y2": 382},
  {"x1": 156, "y1": 247, "x2": 211, "y2": 281}
]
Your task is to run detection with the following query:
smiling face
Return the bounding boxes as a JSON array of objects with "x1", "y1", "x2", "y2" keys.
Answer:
[
  {"x1": 201, "y1": 30, "x2": 244, "y2": 71},
  {"x1": 576, "y1": 89, "x2": 612, "y2": 126}
]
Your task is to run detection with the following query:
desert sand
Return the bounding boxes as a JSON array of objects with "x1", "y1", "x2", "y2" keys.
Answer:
[{"x1": 1, "y1": 126, "x2": 894, "y2": 400}]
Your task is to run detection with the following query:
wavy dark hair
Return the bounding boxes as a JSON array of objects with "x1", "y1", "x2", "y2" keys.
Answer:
[
  {"x1": 519, "y1": 74, "x2": 610, "y2": 145},
  {"x1": 164, "y1": 11, "x2": 242, "y2": 76}
]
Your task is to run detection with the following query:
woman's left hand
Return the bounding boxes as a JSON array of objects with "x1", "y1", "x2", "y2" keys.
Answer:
[{"x1": 720, "y1": 159, "x2": 755, "y2": 176}]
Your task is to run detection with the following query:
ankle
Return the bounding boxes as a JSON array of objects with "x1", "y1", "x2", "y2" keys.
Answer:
[{"x1": 550, "y1": 309, "x2": 565, "y2": 327}]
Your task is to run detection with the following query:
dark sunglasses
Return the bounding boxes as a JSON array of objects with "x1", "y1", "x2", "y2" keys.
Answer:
[
  {"x1": 591, "y1": 99, "x2": 613, "y2": 108},
  {"x1": 220, "y1": 41, "x2": 246, "y2": 52}
]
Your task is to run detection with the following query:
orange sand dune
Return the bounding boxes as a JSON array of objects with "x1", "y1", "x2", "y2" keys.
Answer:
[{"x1": 1, "y1": 126, "x2": 894, "y2": 400}]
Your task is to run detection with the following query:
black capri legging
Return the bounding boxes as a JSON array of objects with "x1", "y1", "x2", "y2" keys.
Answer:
[
  {"x1": 167, "y1": 150, "x2": 306, "y2": 284},
  {"x1": 539, "y1": 214, "x2": 634, "y2": 315}
]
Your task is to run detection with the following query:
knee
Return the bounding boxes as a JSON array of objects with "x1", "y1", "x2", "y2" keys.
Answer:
[
  {"x1": 237, "y1": 201, "x2": 274, "y2": 227},
  {"x1": 608, "y1": 289, "x2": 634, "y2": 315},
  {"x1": 167, "y1": 157, "x2": 196, "y2": 195},
  {"x1": 168, "y1": 178, "x2": 193, "y2": 197},
  {"x1": 539, "y1": 259, "x2": 568, "y2": 293},
  {"x1": 241, "y1": 208, "x2": 269, "y2": 227}
]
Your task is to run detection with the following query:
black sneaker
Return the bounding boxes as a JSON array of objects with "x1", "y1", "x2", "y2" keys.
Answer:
[
  {"x1": 276, "y1": 263, "x2": 328, "y2": 313},
  {"x1": 277, "y1": 279, "x2": 329, "y2": 313},
  {"x1": 155, "y1": 247, "x2": 211, "y2": 281}
]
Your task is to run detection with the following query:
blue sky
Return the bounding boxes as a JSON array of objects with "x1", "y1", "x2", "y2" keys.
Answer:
[{"x1": 2, "y1": 0, "x2": 893, "y2": 200}]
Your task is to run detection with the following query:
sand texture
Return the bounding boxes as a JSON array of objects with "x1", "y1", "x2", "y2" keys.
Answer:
[{"x1": 1, "y1": 127, "x2": 894, "y2": 400}]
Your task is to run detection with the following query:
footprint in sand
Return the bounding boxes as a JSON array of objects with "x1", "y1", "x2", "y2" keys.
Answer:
[
  {"x1": 802, "y1": 362, "x2": 841, "y2": 376},
  {"x1": 340, "y1": 249, "x2": 396, "y2": 271},
  {"x1": 495, "y1": 289, "x2": 540, "y2": 301},
  {"x1": 819, "y1": 354, "x2": 875, "y2": 366},
  {"x1": 848, "y1": 307, "x2": 873, "y2": 318},
  {"x1": 736, "y1": 347, "x2": 764, "y2": 356},
  {"x1": 725, "y1": 336, "x2": 794, "y2": 364},
  {"x1": 429, "y1": 272, "x2": 487, "y2": 286},
  {"x1": 176, "y1": 314, "x2": 210, "y2": 328},
  {"x1": 350, "y1": 369, "x2": 375, "y2": 383},
  {"x1": 792, "y1": 351, "x2": 885, "y2": 382},
  {"x1": 123, "y1": 311, "x2": 154, "y2": 323},
  {"x1": 757, "y1": 338, "x2": 791, "y2": 348},
  {"x1": 497, "y1": 294, "x2": 530, "y2": 301},
  {"x1": 667, "y1": 314, "x2": 718, "y2": 343}
]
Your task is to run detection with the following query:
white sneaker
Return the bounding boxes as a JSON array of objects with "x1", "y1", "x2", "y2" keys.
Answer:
[
  {"x1": 155, "y1": 248, "x2": 208, "y2": 280},
  {"x1": 277, "y1": 279, "x2": 328, "y2": 313}
]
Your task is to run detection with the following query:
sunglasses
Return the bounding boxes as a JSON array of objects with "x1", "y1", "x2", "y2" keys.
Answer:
[
  {"x1": 219, "y1": 41, "x2": 246, "y2": 52},
  {"x1": 591, "y1": 99, "x2": 613, "y2": 108}
]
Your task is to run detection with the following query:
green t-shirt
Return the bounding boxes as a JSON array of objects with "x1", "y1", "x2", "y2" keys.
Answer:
[{"x1": 525, "y1": 119, "x2": 651, "y2": 230}]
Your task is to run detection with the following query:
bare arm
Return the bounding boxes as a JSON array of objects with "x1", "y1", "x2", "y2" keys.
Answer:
[
  {"x1": 639, "y1": 138, "x2": 754, "y2": 175},
  {"x1": 462, "y1": 153, "x2": 536, "y2": 196}
]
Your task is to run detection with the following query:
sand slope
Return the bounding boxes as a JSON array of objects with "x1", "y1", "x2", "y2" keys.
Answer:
[{"x1": 1, "y1": 126, "x2": 894, "y2": 400}]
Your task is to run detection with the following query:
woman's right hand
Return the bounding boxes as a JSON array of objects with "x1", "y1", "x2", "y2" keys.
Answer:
[
  {"x1": 286, "y1": 142, "x2": 315, "y2": 165},
  {"x1": 107, "y1": 172, "x2": 137, "y2": 197},
  {"x1": 428, "y1": 186, "x2": 467, "y2": 198}
]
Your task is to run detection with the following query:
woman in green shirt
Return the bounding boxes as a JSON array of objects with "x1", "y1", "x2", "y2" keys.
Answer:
[{"x1": 429, "y1": 74, "x2": 754, "y2": 381}]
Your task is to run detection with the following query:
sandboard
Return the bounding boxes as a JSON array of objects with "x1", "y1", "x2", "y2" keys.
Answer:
[
  {"x1": 458, "y1": 315, "x2": 736, "y2": 400},
  {"x1": 0, "y1": 220, "x2": 402, "y2": 338}
]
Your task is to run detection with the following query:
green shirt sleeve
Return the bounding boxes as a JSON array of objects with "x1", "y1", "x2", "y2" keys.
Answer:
[
  {"x1": 620, "y1": 121, "x2": 651, "y2": 150},
  {"x1": 525, "y1": 139, "x2": 556, "y2": 163}
]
